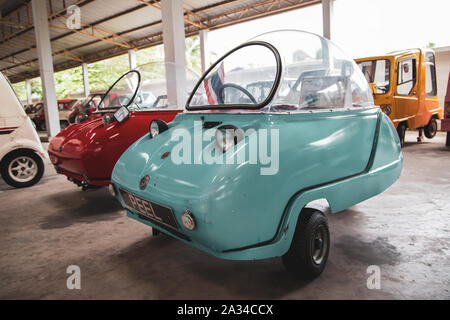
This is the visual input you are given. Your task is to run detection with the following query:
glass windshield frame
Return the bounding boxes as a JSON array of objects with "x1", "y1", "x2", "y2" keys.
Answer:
[
  {"x1": 98, "y1": 70, "x2": 141, "y2": 110},
  {"x1": 185, "y1": 41, "x2": 282, "y2": 110}
]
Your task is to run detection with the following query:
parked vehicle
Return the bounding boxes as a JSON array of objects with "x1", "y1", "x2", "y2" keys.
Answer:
[
  {"x1": 110, "y1": 30, "x2": 403, "y2": 279},
  {"x1": 442, "y1": 72, "x2": 450, "y2": 146},
  {"x1": 355, "y1": 49, "x2": 442, "y2": 146},
  {"x1": 0, "y1": 72, "x2": 46, "y2": 188},
  {"x1": 68, "y1": 91, "x2": 107, "y2": 124},
  {"x1": 48, "y1": 62, "x2": 196, "y2": 190},
  {"x1": 30, "y1": 98, "x2": 78, "y2": 131}
]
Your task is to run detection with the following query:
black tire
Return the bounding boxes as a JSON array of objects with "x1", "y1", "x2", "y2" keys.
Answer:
[
  {"x1": 1, "y1": 149, "x2": 44, "y2": 188},
  {"x1": 424, "y1": 118, "x2": 437, "y2": 139},
  {"x1": 446, "y1": 132, "x2": 450, "y2": 147},
  {"x1": 397, "y1": 123, "x2": 406, "y2": 147},
  {"x1": 282, "y1": 208, "x2": 330, "y2": 280}
]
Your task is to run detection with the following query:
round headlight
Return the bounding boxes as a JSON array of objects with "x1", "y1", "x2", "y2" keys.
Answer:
[
  {"x1": 381, "y1": 105, "x2": 391, "y2": 116},
  {"x1": 102, "y1": 114, "x2": 115, "y2": 126},
  {"x1": 150, "y1": 119, "x2": 168, "y2": 138},
  {"x1": 215, "y1": 125, "x2": 244, "y2": 152},
  {"x1": 181, "y1": 210, "x2": 196, "y2": 230}
]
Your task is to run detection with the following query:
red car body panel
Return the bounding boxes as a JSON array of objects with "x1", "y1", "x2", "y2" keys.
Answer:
[{"x1": 48, "y1": 109, "x2": 182, "y2": 186}]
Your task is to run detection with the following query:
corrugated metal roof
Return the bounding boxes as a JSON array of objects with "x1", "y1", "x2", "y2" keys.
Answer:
[{"x1": 0, "y1": 0, "x2": 320, "y2": 83}]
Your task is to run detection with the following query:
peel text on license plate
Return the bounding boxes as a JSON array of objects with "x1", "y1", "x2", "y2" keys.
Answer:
[{"x1": 119, "y1": 189, "x2": 179, "y2": 229}]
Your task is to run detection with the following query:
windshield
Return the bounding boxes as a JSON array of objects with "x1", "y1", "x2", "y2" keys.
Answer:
[
  {"x1": 356, "y1": 59, "x2": 390, "y2": 94},
  {"x1": 99, "y1": 62, "x2": 198, "y2": 111},
  {"x1": 99, "y1": 71, "x2": 140, "y2": 109},
  {"x1": 187, "y1": 30, "x2": 373, "y2": 112}
]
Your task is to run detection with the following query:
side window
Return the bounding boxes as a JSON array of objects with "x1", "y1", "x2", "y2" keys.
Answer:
[
  {"x1": 425, "y1": 52, "x2": 437, "y2": 97},
  {"x1": 373, "y1": 60, "x2": 390, "y2": 94},
  {"x1": 397, "y1": 58, "x2": 416, "y2": 95}
]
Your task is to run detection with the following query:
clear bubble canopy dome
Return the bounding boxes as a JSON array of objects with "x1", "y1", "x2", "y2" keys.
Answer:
[{"x1": 187, "y1": 30, "x2": 374, "y2": 112}]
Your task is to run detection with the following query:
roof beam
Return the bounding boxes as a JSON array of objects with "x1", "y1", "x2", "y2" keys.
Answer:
[
  {"x1": 0, "y1": 0, "x2": 94, "y2": 45},
  {"x1": 136, "y1": 0, "x2": 210, "y2": 30},
  {"x1": 5, "y1": 0, "x2": 321, "y2": 82}
]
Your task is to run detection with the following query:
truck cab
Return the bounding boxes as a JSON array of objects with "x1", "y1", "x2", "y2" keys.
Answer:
[{"x1": 356, "y1": 49, "x2": 442, "y2": 146}]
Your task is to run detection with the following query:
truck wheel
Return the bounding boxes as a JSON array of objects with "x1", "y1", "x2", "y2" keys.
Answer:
[
  {"x1": 424, "y1": 118, "x2": 437, "y2": 139},
  {"x1": 397, "y1": 124, "x2": 406, "y2": 147},
  {"x1": 446, "y1": 132, "x2": 450, "y2": 147},
  {"x1": 282, "y1": 208, "x2": 330, "y2": 280},
  {"x1": 1, "y1": 150, "x2": 44, "y2": 188}
]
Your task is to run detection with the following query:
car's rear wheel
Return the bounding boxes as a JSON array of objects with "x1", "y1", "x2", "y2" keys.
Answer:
[
  {"x1": 424, "y1": 117, "x2": 437, "y2": 139},
  {"x1": 282, "y1": 208, "x2": 330, "y2": 280},
  {"x1": 1, "y1": 150, "x2": 44, "y2": 188}
]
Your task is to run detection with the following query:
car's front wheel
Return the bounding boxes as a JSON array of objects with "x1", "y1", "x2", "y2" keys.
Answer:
[
  {"x1": 282, "y1": 208, "x2": 330, "y2": 280},
  {"x1": 1, "y1": 150, "x2": 44, "y2": 188}
]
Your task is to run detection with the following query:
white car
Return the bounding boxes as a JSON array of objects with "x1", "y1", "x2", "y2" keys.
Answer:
[{"x1": 0, "y1": 72, "x2": 46, "y2": 188}]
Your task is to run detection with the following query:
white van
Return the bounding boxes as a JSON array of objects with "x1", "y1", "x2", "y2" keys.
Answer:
[{"x1": 0, "y1": 72, "x2": 46, "y2": 188}]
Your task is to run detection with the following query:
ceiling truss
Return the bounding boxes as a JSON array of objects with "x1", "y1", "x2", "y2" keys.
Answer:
[{"x1": 1, "y1": 0, "x2": 321, "y2": 83}]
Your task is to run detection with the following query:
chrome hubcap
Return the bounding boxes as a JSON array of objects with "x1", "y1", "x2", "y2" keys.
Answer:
[
  {"x1": 8, "y1": 156, "x2": 38, "y2": 183},
  {"x1": 311, "y1": 226, "x2": 328, "y2": 265}
]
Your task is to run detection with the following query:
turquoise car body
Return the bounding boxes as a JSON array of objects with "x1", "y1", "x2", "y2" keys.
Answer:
[
  {"x1": 111, "y1": 108, "x2": 402, "y2": 260},
  {"x1": 110, "y1": 30, "x2": 403, "y2": 261}
]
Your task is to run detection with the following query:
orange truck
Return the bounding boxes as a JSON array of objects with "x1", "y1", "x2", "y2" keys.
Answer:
[{"x1": 356, "y1": 49, "x2": 443, "y2": 146}]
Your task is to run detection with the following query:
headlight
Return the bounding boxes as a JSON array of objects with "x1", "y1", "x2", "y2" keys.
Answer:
[
  {"x1": 446, "y1": 104, "x2": 450, "y2": 113},
  {"x1": 150, "y1": 119, "x2": 168, "y2": 138},
  {"x1": 181, "y1": 210, "x2": 196, "y2": 230},
  {"x1": 381, "y1": 105, "x2": 391, "y2": 116},
  {"x1": 215, "y1": 125, "x2": 244, "y2": 152},
  {"x1": 102, "y1": 114, "x2": 115, "y2": 126}
]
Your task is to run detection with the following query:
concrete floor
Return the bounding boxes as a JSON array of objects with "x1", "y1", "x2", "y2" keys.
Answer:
[{"x1": 0, "y1": 132, "x2": 449, "y2": 300}]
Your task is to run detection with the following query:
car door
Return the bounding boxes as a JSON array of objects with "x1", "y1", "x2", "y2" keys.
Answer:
[{"x1": 393, "y1": 57, "x2": 419, "y2": 128}]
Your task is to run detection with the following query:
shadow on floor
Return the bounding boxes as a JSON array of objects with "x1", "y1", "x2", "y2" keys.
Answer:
[
  {"x1": 112, "y1": 232, "x2": 314, "y2": 299},
  {"x1": 40, "y1": 187, "x2": 123, "y2": 229}
]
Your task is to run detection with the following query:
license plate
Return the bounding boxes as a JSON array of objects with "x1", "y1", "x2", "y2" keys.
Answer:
[{"x1": 119, "y1": 189, "x2": 179, "y2": 229}]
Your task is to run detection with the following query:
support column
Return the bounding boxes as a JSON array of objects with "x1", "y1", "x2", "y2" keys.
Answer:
[
  {"x1": 25, "y1": 79, "x2": 32, "y2": 105},
  {"x1": 31, "y1": 0, "x2": 59, "y2": 136},
  {"x1": 322, "y1": 0, "x2": 334, "y2": 40},
  {"x1": 128, "y1": 49, "x2": 137, "y2": 70},
  {"x1": 82, "y1": 63, "x2": 90, "y2": 98},
  {"x1": 199, "y1": 29, "x2": 209, "y2": 73},
  {"x1": 161, "y1": 0, "x2": 186, "y2": 107}
]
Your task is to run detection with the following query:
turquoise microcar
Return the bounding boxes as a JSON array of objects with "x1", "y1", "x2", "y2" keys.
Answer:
[{"x1": 110, "y1": 30, "x2": 403, "y2": 279}]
